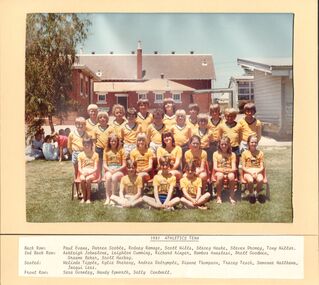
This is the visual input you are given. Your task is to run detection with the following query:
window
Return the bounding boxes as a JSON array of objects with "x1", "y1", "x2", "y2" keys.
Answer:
[
  {"x1": 172, "y1": 93, "x2": 181, "y2": 103},
  {"x1": 97, "y1": 94, "x2": 106, "y2": 103},
  {"x1": 80, "y1": 78, "x2": 84, "y2": 95},
  {"x1": 154, "y1": 93, "x2": 163, "y2": 103},
  {"x1": 138, "y1": 93, "x2": 147, "y2": 100}
]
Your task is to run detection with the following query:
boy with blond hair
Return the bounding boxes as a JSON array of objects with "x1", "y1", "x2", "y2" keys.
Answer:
[{"x1": 85, "y1": 104, "x2": 99, "y2": 138}]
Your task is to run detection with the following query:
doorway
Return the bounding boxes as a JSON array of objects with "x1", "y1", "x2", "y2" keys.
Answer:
[{"x1": 116, "y1": 95, "x2": 128, "y2": 110}]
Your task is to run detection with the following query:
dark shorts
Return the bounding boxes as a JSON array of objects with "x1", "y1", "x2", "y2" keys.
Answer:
[
  {"x1": 232, "y1": 146, "x2": 240, "y2": 156},
  {"x1": 95, "y1": 147, "x2": 104, "y2": 161},
  {"x1": 159, "y1": 194, "x2": 167, "y2": 204}
]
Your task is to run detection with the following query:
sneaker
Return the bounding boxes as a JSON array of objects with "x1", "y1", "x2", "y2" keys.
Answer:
[
  {"x1": 257, "y1": 194, "x2": 266, "y2": 204},
  {"x1": 164, "y1": 207, "x2": 174, "y2": 211},
  {"x1": 249, "y1": 195, "x2": 256, "y2": 204}
]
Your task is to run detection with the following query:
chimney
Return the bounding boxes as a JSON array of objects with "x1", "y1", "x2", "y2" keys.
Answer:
[
  {"x1": 160, "y1": 73, "x2": 164, "y2": 79},
  {"x1": 137, "y1": 40, "x2": 142, "y2": 79}
]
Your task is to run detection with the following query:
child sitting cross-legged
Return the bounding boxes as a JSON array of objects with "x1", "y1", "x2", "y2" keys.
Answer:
[
  {"x1": 143, "y1": 157, "x2": 180, "y2": 210},
  {"x1": 180, "y1": 161, "x2": 211, "y2": 210},
  {"x1": 110, "y1": 159, "x2": 144, "y2": 208}
]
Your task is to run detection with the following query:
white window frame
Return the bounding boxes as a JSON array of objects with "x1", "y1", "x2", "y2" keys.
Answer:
[
  {"x1": 172, "y1": 93, "x2": 182, "y2": 103},
  {"x1": 138, "y1": 93, "x2": 147, "y2": 100},
  {"x1": 97, "y1": 93, "x2": 107, "y2": 104},
  {"x1": 154, "y1": 93, "x2": 164, "y2": 103}
]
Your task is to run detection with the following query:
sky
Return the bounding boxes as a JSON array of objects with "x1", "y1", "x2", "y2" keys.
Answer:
[{"x1": 79, "y1": 13, "x2": 293, "y2": 88}]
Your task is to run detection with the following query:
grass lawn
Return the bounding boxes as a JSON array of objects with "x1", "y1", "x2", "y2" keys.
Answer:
[{"x1": 26, "y1": 146, "x2": 292, "y2": 223}]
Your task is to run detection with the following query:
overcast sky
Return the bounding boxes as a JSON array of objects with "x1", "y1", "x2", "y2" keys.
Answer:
[{"x1": 79, "y1": 13, "x2": 293, "y2": 88}]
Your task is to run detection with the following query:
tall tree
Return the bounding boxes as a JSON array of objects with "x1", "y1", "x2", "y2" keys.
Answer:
[{"x1": 25, "y1": 13, "x2": 91, "y2": 135}]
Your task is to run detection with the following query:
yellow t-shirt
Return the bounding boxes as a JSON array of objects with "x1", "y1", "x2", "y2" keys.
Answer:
[
  {"x1": 185, "y1": 149, "x2": 208, "y2": 165},
  {"x1": 163, "y1": 114, "x2": 176, "y2": 130},
  {"x1": 67, "y1": 130, "x2": 88, "y2": 152},
  {"x1": 136, "y1": 112, "x2": 153, "y2": 133},
  {"x1": 94, "y1": 124, "x2": 115, "y2": 149},
  {"x1": 153, "y1": 173, "x2": 176, "y2": 194},
  {"x1": 77, "y1": 151, "x2": 99, "y2": 169},
  {"x1": 121, "y1": 123, "x2": 142, "y2": 144},
  {"x1": 207, "y1": 118, "x2": 223, "y2": 141},
  {"x1": 120, "y1": 175, "x2": 143, "y2": 195},
  {"x1": 194, "y1": 128, "x2": 214, "y2": 149},
  {"x1": 86, "y1": 119, "x2": 98, "y2": 139},
  {"x1": 103, "y1": 148, "x2": 125, "y2": 166},
  {"x1": 111, "y1": 119, "x2": 127, "y2": 137},
  {"x1": 238, "y1": 118, "x2": 262, "y2": 142},
  {"x1": 180, "y1": 176, "x2": 202, "y2": 197},
  {"x1": 156, "y1": 146, "x2": 182, "y2": 162},
  {"x1": 171, "y1": 125, "x2": 192, "y2": 146},
  {"x1": 213, "y1": 151, "x2": 236, "y2": 169},
  {"x1": 186, "y1": 116, "x2": 199, "y2": 133},
  {"x1": 130, "y1": 148, "x2": 153, "y2": 172},
  {"x1": 146, "y1": 123, "x2": 168, "y2": 145},
  {"x1": 241, "y1": 150, "x2": 264, "y2": 168},
  {"x1": 218, "y1": 122, "x2": 241, "y2": 147}
]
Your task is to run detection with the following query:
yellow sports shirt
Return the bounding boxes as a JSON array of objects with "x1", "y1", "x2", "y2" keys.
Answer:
[
  {"x1": 120, "y1": 175, "x2": 143, "y2": 195},
  {"x1": 194, "y1": 128, "x2": 214, "y2": 149},
  {"x1": 153, "y1": 173, "x2": 176, "y2": 194},
  {"x1": 86, "y1": 119, "x2": 97, "y2": 139},
  {"x1": 78, "y1": 151, "x2": 99, "y2": 169},
  {"x1": 241, "y1": 150, "x2": 264, "y2": 168},
  {"x1": 156, "y1": 146, "x2": 182, "y2": 162},
  {"x1": 218, "y1": 122, "x2": 241, "y2": 147},
  {"x1": 94, "y1": 124, "x2": 115, "y2": 149},
  {"x1": 130, "y1": 148, "x2": 153, "y2": 172},
  {"x1": 180, "y1": 176, "x2": 202, "y2": 197},
  {"x1": 147, "y1": 124, "x2": 168, "y2": 145},
  {"x1": 185, "y1": 149, "x2": 208, "y2": 165},
  {"x1": 103, "y1": 148, "x2": 125, "y2": 166},
  {"x1": 207, "y1": 118, "x2": 223, "y2": 141},
  {"x1": 111, "y1": 119, "x2": 127, "y2": 137},
  {"x1": 67, "y1": 130, "x2": 88, "y2": 152},
  {"x1": 163, "y1": 114, "x2": 176, "y2": 130},
  {"x1": 238, "y1": 118, "x2": 262, "y2": 142},
  {"x1": 136, "y1": 112, "x2": 153, "y2": 133},
  {"x1": 121, "y1": 123, "x2": 142, "y2": 144},
  {"x1": 171, "y1": 125, "x2": 192, "y2": 146},
  {"x1": 213, "y1": 151, "x2": 236, "y2": 169}
]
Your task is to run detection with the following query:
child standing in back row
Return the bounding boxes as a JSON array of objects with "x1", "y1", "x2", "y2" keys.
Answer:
[
  {"x1": 238, "y1": 102, "x2": 262, "y2": 153},
  {"x1": 85, "y1": 104, "x2": 99, "y2": 139},
  {"x1": 136, "y1": 98, "x2": 153, "y2": 133}
]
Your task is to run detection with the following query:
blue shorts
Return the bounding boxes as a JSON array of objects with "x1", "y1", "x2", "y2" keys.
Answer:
[
  {"x1": 72, "y1": 151, "x2": 80, "y2": 165},
  {"x1": 159, "y1": 194, "x2": 167, "y2": 204}
]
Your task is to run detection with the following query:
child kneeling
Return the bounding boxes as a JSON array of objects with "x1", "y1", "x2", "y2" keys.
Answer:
[
  {"x1": 180, "y1": 161, "x2": 211, "y2": 209},
  {"x1": 143, "y1": 157, "x2": 180, "y2": 210},
  {"x1": 110, "y1": 160, "x2": 143, "y2": 208}
]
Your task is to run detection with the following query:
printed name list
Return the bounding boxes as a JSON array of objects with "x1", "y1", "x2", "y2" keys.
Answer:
[{"x1": 19, "y1": 235, "x2": 304, "y2": 279}]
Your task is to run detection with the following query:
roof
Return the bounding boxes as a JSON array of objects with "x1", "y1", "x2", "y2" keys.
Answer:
[
  {"x1": 94, "y1": 78, "x2": 195, "y2": 93},
  {"x1": 77, "y1": 54, "x2": 215, "y2": 80},
  {"x1": 72, "y1": 64, "x2": 101, "y2": 81},
  {"x1": 237, "y1": 57, "x2": 292, "y2": 73}
]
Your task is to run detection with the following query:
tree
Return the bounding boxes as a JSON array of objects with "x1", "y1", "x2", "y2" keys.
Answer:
[{"x1": 25, "y1": 13, "x2": 91, "y2": 135}]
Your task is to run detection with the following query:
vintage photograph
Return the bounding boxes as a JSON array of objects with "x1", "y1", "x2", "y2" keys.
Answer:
[{"x1": 25, "y1": 13, "x2": 293, "y2": 223}]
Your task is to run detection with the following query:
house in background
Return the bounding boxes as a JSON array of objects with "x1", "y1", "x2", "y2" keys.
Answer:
[
  {"x1": 228, "y1": 75, "x2": 254, "y2": 111},
  {"x1": 237, "y1": 58, "x2": 293, "y2": 139},
  {"x1": 76, "y1": 41, "x2": 216, "y2": 112}
]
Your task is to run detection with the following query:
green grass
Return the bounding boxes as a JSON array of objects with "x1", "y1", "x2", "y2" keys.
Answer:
[{"x1": 26, "y1": 146, "x2": 292, "y2": 223}]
